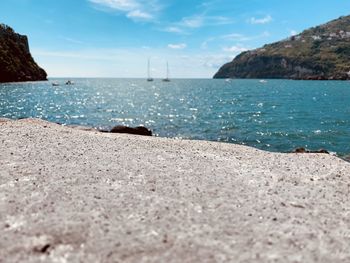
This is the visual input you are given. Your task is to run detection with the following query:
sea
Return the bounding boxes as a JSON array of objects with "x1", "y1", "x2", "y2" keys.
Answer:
[{"x1": 1, "y1": 78, "x2": 349, "y2": 156}]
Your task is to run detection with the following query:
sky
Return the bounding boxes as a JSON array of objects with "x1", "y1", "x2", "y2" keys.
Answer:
[{"x1": 1, "y1": 0, "x2": 350, "y2": 78}]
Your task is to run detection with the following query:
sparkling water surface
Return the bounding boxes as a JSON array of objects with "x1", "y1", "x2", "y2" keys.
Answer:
[{"x1": 1, "y1": 78, "x2": 349, "y2": 155}]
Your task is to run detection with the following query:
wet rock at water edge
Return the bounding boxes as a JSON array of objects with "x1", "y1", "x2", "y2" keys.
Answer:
[
  {"x1": 110, "y1": 125, "x2": 152, "y2": 136},
  {"x1": 293, "y1": 147, "x2": 329, "y2": 154}
]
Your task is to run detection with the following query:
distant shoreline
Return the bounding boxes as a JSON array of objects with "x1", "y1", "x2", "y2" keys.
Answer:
[
  {"x1": 1, "y1": 117, "x2": 349, "y2": 162},
  {"x1": 2, "y1": 77, "x2": 350, "y2": 84}
]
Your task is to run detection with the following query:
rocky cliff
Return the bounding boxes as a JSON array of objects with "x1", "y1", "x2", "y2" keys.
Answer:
[
  {"x1": 0, "y1": 24, "x2": 47, "y2": 83},
  {"x1": 214, "y1": 15, "x2": 350, "y2": 80}
]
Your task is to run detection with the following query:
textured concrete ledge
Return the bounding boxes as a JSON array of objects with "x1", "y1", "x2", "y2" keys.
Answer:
[{"x1": 0, "y1": 118, "x2": 349, "y2": 262}]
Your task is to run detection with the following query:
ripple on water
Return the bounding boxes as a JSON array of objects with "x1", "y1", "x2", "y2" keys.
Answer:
[{"x1": 0, "y1": 79, "x2": 350, "y2": 155}]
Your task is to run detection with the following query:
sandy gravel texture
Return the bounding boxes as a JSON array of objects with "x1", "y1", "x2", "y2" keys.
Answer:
[{"x1": 0, "y1": 118, "x2": 349, "y2": 263}]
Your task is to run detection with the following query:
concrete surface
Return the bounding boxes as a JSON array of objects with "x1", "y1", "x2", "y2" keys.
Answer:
[{"x1": 0, "y1": 118, "x2": 349, "y2": 263}]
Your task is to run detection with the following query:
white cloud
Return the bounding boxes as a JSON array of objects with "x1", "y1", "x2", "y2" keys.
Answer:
[
  {"x1": 88, "y1": 0, "x2": 160, "y2": 22},
  {"x1": 126, "y1": 10, "x2": 152, "y2": 20},
  {"x1": 89, "y1": 0, "x2": 138, "y2": 11},
  {"x1": 201, "y1": 41, "x2": 208, "y2": 50},
  {"x1": 200, "y1": 37, "x2": 215, "y2": 50},
  {"x1": 222, "y1": 45, "x2": 248, "y2": 53},
  {"x1": 249, "y1": 15, "x2": 272, "y2": 25},
  {"x1": 290, "y1": 30, "x2": 298, "y2": 36},
  {"x1": 222, "y1": 33, "x2": 250, "y2": 41},
  {"x1": 180, "y1": 15, "x2": 233, "y2": 28},
  {"x1": 222, "y1": 31, "x2": 270, "y2": 41},
  {"x1": 199, "y1": 54, "x2": 235, "y2": 69},
  {"x1": 32, "y1": 47, "x2": 227, "y2": 78},
  {"x1": 181, "y1": 16, "x2": 204, "y2": 28},
  {"x1": 162, "y1": 14, "x2": 234, "y2": 34},
  {"x1": 260, "y1": 31, "x2": 271, "y2": 38},
  {"x1": 163, "y1": 26, "x2": 184, "y2": 34},
  {"x1": 60, "y1": 37, "x2": 85, "y2": 45},
  {"x1": 168, "y1": 43, "x2": 187, "y2": 50}
]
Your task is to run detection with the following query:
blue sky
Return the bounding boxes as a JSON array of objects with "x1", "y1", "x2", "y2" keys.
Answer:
[{"x1": 1, "y1": 0, "x2": 350, "y2": 78}]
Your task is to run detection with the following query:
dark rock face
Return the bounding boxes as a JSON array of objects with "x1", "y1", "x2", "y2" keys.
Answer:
[
  {"x1": 293, "y1": 147, "x2": 329, "y2": 154},
  {"x1": 294, "y1": 147, "x2": 308, "y2": 153},
  {"x1": 214, "y1": 15, "x2": 350, "y2": 80},
  {"x1": 110, "y1": 126, "x2": 152, "y2": 136},
  {"x1": 343, "y1": 155, "x2": 350, "y2": 162},
  {"x1": 0, "y1": 24, "x2": 47, "y2": 83}
]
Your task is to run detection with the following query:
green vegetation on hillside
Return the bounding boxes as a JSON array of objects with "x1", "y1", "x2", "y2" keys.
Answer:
[{"x1": 214, "y1": 15, "x2": 350, "y2": 80}]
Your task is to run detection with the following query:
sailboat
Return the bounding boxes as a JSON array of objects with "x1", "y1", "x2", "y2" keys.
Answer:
[
  {"x1": 147, "y1": 58, "x2": 153, "y2": 82},
  {"x1": 162, "y1": 61, "x2": 170, "y2": 82}
]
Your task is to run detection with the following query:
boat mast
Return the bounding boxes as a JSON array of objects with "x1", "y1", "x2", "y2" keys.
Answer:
[
  {"x1": 166, "y1": 61, "x2": 169, "y2": 80},
  {"x1": 147, "y1": 58, "x2": 153, "y2": 81},
  {"x1": 162, "y1": 61, "x2": 170, "y2": 82}
]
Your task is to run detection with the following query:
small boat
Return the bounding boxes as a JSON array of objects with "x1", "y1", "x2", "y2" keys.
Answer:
[
  {"x1": 147, "y1": 59, "x2": 154, "y2": 82},
  {"x1": 52, "y1": 82, "x2": 59, "y2": 86},
  {"x1": 162, "y1": 61, "x2": 170, "y2": 82},
  {"x1": 66, "y1": 80, "x2": 74, "y2": 85},
  {"x1": 259, "y1": 80, "x2": 268, "y2": 83}
]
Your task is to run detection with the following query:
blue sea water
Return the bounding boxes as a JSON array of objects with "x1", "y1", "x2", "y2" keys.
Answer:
[{"x1": 1, "y1": 78, "x2": 349, "y2": 155}]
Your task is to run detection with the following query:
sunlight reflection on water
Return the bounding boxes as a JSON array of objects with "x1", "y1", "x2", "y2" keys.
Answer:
[{"x1": 1, "y1": 78, "x2": 349, "y2": 155}]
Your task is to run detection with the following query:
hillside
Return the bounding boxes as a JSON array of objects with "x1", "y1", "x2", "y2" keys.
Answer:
[
  {"x1": 214, "y1": 15, "x2": 350, "y2": 80},
  {"x1": 0, "y1": 24, "x2": 47, "y2": 83}
]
